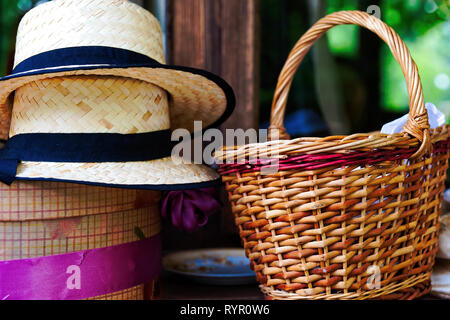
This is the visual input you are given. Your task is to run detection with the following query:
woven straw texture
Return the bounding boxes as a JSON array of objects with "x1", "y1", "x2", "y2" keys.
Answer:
[
  {"x1": 14, "y1": 0, "x2": 165, "y2": 67},
  {"x1": 5, "y1": 75, "x2": 219, "y2": 186},
  {"x1": 0, "y1": 0, "x2": 229, "y2": 139},
  {"x1": 11, "y1": 76, "x2": 170, "y2": 135},
  {"x1": 216, "y1": 11, "x2": 450, "y2": 300},
  {"x1": 0, "y1": 181, "x2": 161, "y2": 300}
]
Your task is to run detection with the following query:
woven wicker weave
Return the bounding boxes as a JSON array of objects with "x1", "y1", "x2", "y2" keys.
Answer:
[
  {"x1": 216, "y1": 11, "x2": 450, "y2": 300},
  {"x1": 0, "y1": 181, "x2": 161, "y2": 300}
]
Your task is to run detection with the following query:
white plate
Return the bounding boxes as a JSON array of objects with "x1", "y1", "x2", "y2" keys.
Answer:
[{"x1": 163, "y1": 248, "x2": 256, "y2": 286}]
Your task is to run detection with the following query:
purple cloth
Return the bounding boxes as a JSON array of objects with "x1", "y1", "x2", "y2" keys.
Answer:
[
  {"x1": 0, "y1": 235, "x2": 161, "y2": 300},
  {"x1": 161, "y1": 188, "x2": 222, "y2": 233}
]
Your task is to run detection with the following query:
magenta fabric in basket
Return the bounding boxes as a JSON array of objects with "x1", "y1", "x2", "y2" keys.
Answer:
[
  {"x1": 219, "y1": 139, "x2": 450, "y2": 175},
  {"x1": 0, "y1": 234, "x2": 162, "y2": 300}
]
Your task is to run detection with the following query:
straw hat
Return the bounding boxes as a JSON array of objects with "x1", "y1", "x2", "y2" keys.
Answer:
[
  {"x1": 0, "y1": 0, "x2": 235, "y2": 138},
  {"x1": 0, "y1": 0, "x2": 236, "y2": 190},
  {"x1": 0, "y1": 74, "x2": 227, "y2": 189}
]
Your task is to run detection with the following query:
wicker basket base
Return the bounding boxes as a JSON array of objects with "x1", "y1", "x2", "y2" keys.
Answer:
[
  {"x1": 261, "y1": 274, "x2": 432, "y2": 300},
  {"x1": 263, "y1": 280, "x2": 431, "y2": 300},
  {"x1": 378, "y1": 280, "x2": 431, "y2": 300}
]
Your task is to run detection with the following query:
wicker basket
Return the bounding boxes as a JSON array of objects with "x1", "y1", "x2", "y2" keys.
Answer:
[
  {"x1": 216, "y1": 11, "x2": 450, "y2": 300},
  {"x1": 0, "y1": 181, "x2": 162, "y2": 300}
]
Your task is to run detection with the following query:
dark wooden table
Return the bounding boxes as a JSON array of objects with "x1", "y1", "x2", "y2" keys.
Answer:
[{"x1": 161, "y1": 272, "x2": 264, "y2": 300}]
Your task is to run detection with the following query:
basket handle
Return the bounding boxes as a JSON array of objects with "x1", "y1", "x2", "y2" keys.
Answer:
[{"x1": 269, "y1": 10, "x2": 430, "y2": 158}]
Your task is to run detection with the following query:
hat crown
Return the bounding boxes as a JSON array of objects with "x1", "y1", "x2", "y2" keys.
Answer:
[
  {"x1": 14, "y1": 0, "x2": 165, "y2": 68},
  {"x1": 10, "y1": 76, "x2": 170, "y2": 136}
]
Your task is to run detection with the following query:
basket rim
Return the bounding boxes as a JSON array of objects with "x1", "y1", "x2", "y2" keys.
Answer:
[{"x1": 215, "y1": 125, "x2": 450, "y2": 163}]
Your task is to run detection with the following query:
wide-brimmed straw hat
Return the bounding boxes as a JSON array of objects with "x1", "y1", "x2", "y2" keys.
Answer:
[
  {"x1": 0, "y1": 0, "x2": 234, "y2": 138},
  {"x1": 0, "y1": 0, "x2": 235, "y2": 190}
]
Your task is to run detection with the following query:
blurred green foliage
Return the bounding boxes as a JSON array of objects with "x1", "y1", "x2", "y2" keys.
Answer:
[
  {"x1": 326, "y1": 0, "x2": 360, "y2": 57},
  {"x1": 0, "y1": 0, "x2": 39, "y2": 75},
  {"x1": 324, "y1": 0, "x2": 450, "y2": 120},
  {"x1": 381, "y1": 0, "x2": 450, "y2": 121}
]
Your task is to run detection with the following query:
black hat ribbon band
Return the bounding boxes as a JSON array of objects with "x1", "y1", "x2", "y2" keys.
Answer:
[{"x1": 0, "y1": 131, "x2": 175, "y2": 185}]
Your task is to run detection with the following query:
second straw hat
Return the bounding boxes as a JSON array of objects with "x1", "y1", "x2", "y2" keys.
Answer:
[{"x1": 0, "y1": 0, "x2": 235, "y2": 190}]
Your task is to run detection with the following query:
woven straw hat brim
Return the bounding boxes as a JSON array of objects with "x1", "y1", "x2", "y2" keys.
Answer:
[
  {"x1": 0, "y1": 62, "x2": 235, "y2": 138},
  {"x1": 0, "y1": 74, "x2": 222, "y2": 190},
  {"x1": 14, "y1": 157, "x2": 221, "y2": 191}
]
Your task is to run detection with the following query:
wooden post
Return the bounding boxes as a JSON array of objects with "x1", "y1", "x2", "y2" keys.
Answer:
[
  {"x1": 163, "y1": 0, "x2": 260, "y2": 250},
  {"x1": 169, "y1": 0, "x2": 260, "y2": 131}
]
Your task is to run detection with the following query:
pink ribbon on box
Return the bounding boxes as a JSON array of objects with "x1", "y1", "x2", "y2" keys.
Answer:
[{"x1": 0, "y1": 234, "x2": 161, "y2": 300}]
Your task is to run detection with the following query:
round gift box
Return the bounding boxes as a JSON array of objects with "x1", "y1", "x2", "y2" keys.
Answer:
[{"x1": 0, "y1": 181, "x2": 161, "y2": 300}]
